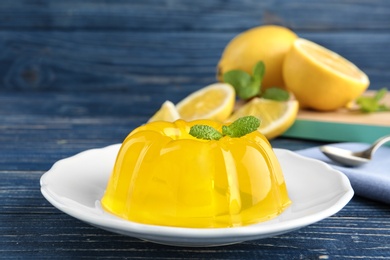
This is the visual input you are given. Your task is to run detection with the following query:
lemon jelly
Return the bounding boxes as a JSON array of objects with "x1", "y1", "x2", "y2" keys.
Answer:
[{"x1": 101, "y1": 119, "x2": 291, "y2": 228}]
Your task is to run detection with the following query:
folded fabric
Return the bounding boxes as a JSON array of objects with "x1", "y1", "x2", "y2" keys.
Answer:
[{"x1": 296, "y1": 143, "x2": 390, "y2": 204}]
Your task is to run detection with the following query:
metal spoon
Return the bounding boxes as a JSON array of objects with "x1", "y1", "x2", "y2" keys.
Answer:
[{"x1": 320, "y1": 135, "x2": 390, "y2": 167}]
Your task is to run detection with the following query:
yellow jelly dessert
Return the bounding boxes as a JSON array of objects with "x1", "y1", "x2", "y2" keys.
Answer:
[{"x1": 101, "y1": 118, "x2": 291, "y2": 228}]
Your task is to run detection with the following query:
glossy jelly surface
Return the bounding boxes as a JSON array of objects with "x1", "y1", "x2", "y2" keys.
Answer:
[{"x1": 101, "y1": 120, "x2": 291, "y2": 228}]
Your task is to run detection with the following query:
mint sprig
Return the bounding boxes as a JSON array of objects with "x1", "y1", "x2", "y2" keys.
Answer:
[
  {"x1": 223, "y1": 61, "x2": 263, "y2": 100},
  {"x1": 189, "y1": 116, "x2": 261, "y2": 140},
  {"x1": 223, "y1": 61, "x2": 289, "y2": 101},
  {"x1": 356, "y1": 88, "x2": 390, "y2": 113},
  {"x1": 189, "y1": 125, "x2": 223, "y2": 140}
]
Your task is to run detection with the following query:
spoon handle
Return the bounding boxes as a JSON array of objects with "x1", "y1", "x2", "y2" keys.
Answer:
[{"x1": 361, "y1": 135, "x2": 390, "y2": 158}]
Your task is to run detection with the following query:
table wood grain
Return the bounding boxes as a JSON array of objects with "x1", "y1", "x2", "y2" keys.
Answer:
[{"x1": 1, "y1": 0, "x2": 390, "y2": 259}]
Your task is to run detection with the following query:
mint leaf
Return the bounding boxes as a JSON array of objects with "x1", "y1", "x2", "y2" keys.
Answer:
[
  {"x1": 374, "y1": 88, "x2": 387, "y2": 101},
  {"x1": 262, "y1": 87, "x2": 290, "y2": 101},
  {"x1": 222, "y1": 116, "x2": 260, "y2": 138},
  {"x1": 237, "y1": 79, "x2": 261, "y2": 99},
  {"x1": 189, "y1": 125, "x2": 223, "y2": 140},
  {"x1": 223, "y1": 70, "x2": 251, "y2": 88},
  {"x1": 356, "y1": 88, "x2": 390, "y2": 113},
  {"x1": 252, "y1": 61, "x2": 265, "y2": 83},
  {"x1": 223, "y1": 70, "x2": 259, "y2": 100},
  {"x1": 378, "y1": 104, "x2": 390, "y2": 112},
  {"x1": 356, "y1": 97, "x2": 377, "y2": 113}
]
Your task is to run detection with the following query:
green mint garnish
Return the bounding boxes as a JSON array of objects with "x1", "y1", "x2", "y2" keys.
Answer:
[
  {"x1": 223, "y1": 69, "x2": 256, "y2": 99},
  {"x1": 262, "y1": 87, "x2": 290, "y2": 101},
  {"x1": 189, "y1": 116, "x2": 261, "y2": 140},
  {"x1": 356, "y1": 88, "x2": 390, "y2": 113},
  {"x1": 223, "y1": 61, "x2": 263, "y2": 100},
  {"x1": 189, "y1": 125, "x2": 223, "y2": 140},
  {"x1": 252, "y1": 60, "x2": 266, "y2": 83},
  {"x1": 223, "y1": 61, "x2": 289, "y2": 101},
  {"x1": 222, "y1": 116, "x2": 261, "y2": 138}
]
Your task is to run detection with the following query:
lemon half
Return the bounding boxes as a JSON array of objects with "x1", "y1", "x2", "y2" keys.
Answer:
[{"x1": 283, "y1": 38, "x2": 370, "y2": 111}]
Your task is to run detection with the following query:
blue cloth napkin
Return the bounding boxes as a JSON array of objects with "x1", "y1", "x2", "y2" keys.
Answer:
[{"x1": 296, "y1": 143, "x2": 390, "y2": 204}]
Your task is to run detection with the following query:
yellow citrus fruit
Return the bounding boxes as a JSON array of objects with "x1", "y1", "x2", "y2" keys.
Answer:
[
  {"x1": 176, "y1": 83, "x2": 235, "y2": 121},
  {"x1": 283, "y1": 38, "x2": 370, "y2": 111},
  {"x1": 148, "y1": 100, "x2": 180, "y2": 122},
  {"x1": 227, "y1": 98, "x2": 299, "y2": 139},
  {"x1": 217, "y1": 25, "x2": 297, "y2": 89}
]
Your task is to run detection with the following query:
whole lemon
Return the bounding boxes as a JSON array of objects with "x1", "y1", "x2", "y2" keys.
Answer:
[
  {"x1": 217, "y1": 25, "x2": 297, "y2": 89},
  {"x1": 283, "y1": 38, "x2": 370, "y2": 111}
]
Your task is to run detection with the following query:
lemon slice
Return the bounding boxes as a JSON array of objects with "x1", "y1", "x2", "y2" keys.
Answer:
[
  {"x1": 227, "y1": 98, "x2": 299, "y2": 139},
  {"x1": 283, "y1": 38, "x2": 369, "y2": 111},
  {"x1": 148, "y1": 100, "x2": 180, "y2": 122},
  {"x1": 176, "y1": 83, "x2": 235, "y2": 121}
]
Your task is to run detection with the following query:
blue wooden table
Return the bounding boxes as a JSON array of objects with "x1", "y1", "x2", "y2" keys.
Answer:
[{"x1": 1, "y1": 1, "x2": 390, "y2": 259}]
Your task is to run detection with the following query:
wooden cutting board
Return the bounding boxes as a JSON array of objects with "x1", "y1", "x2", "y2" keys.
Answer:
[{"x1": 282, "y1": 91, "x2": 390, "y2": 143}]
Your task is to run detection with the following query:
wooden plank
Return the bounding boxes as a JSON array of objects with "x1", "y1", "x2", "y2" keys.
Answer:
[
  {"x1": 0, "y1": 0, "x2": 389, "y2": 31},
  {"x1": 0, "y1": 31, "x2": 389, "y2": 92}
]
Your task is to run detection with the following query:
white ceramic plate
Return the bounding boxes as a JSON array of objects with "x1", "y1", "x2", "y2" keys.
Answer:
[{"x1": 40, "y1": 144, "x2": 353, "y2": 247}]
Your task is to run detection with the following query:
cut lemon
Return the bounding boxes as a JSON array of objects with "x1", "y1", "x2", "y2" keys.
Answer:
[
  {"x1": 148, "y1": 100, "x2": 180, "y2": 122},
  {"x1": 227, "y1": 98, "x2": 299, "y2": 139},
  {"x1": 176, "y1": 83, "x2": 235, "y2": 121},
  {"x1": 283, "y1": 38, "x2": 369, "y2": 111}
]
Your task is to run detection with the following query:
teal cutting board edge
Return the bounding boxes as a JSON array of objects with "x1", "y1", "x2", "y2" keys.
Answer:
[{"x1": 282, "y1": 119, "x2": 390, "y2": 144}]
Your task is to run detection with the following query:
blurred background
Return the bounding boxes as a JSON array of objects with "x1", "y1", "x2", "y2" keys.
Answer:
[
  {"x1": 1, "y1": 1, "x2": 388, "y2": 98},
  {"x1": 0, "y1": 0, "x2": 389, "y2": 153}
]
